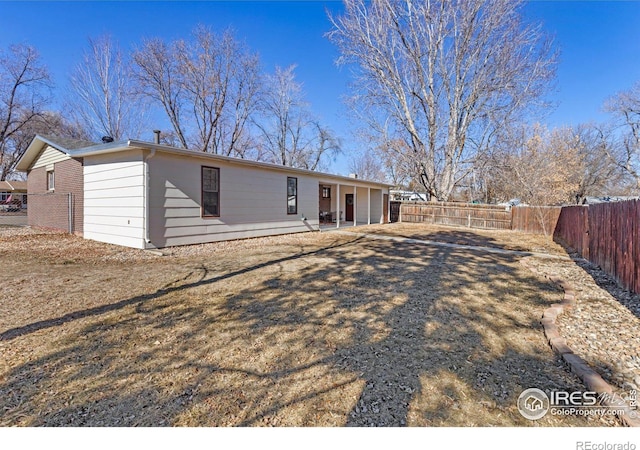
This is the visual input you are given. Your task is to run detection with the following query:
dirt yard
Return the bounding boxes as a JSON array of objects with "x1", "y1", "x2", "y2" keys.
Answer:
[{"x1": 0, "y1": 224, "x2": 622, "y2": 426}]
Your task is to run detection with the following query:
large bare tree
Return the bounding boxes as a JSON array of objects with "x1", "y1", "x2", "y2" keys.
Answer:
[
  {"x1": 133, "y1": 26, "x2": 261, "y2": 157},
  {"x1": 489, "y1": 124, "x2": 582, "y2": 234},
  {"x1": 603, "y1": 82, "x2": 640, "y2": 189},
  {"x1": 347, "y1": 148, "x2": 387, "y2": 181},
  {"x1": 254, "y1": 65, "x2": 340, "y2": 170},
  {"x1": 0, "y1": 44, "x2": 52, "y2": 180},
  {"x1": 328, "y1": 0, "x2": 556, "y2": 201},
  {"x1": 66, "y1": 35, "x2": 146, "y2": 141},
  {"x1": 569, "y1": 124, "x2": 626, "y2": 202},
  {"x1": 2, "y1": 111, "x2": 90, "y2": 181}
]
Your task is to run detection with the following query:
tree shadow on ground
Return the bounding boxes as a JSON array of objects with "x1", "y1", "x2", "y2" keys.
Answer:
[
  {"x1": 0, "y1": 233, "x2": 603, "y2": 427},
  {"x1": 359, "y1": 227, "x2": 535, "y2": 254}
]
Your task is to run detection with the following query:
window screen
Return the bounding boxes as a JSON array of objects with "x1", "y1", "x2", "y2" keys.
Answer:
[
  {"x1": 287, "y1": 177, "x2": 297, "y2": 215},
  {"x1": 202, "y1": 166, "x2": 220, "y2": 217}
]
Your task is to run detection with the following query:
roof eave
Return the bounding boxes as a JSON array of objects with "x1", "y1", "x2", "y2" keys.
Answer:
[
  {"x1": 15, "y1": 135, "x2": 69, "y2": 171},
  {"x1": 19, "y1": 137, "x2": 392, "y2": 188},
  {"x1": 123, "y1": 140, "x2": 393, "y2": 188}
]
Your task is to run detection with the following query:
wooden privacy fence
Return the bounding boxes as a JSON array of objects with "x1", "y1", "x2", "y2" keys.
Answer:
[
  {"x1": 396, "y1": 199, "x2": 639, "y2": 295},
  {"x1": 400, "y1": 202, "x2": 512, "y2": 230},
  {"x1": 554, "y1": 200, "x2": 640, "y2": 295},
  {"x1": 398, "y1": 201, "x2": 562, "y2": 234},
  {"x1": 553, "y1": 206, "x2": 590, "y2": 258},
  {"x1": 511, "y1": 206, "x2": 562, "y2": 236}
]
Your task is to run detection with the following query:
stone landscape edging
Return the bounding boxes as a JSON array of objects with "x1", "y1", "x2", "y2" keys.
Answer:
[{"x1": 521, "y1": 257, "x2": 640, "y2": 427}]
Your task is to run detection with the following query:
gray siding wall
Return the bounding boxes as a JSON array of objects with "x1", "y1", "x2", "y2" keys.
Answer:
[{"x1": 148, "y1": 152, "x2": 319, "y2": 247}]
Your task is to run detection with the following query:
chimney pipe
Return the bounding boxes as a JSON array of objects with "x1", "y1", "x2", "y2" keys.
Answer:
[{"x1": 153, "y1": 130, "x2": 161, "y2": 144}]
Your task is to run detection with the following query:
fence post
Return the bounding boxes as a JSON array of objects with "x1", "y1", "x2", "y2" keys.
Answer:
[{"x1": 68, "y1": 192, "x2": 73, "y2": 234}]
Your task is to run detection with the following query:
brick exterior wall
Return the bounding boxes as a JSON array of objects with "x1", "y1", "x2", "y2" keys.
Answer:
[{"x1": 27, "y1": 158, "x2": 84, "y2": 234}]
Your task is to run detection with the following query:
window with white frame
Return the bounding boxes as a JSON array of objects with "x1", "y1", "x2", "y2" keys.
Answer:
[
  {"x1": 47, "y1": 170, "x2": 55, "y2": 191},
  {"x1": 287, "y1": 177, "x2": 297, "y2": 215}
]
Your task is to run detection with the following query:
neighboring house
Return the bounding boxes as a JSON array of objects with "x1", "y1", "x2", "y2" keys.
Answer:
[
  {"x1": 0, "y1": 180, "x2": 28, "y2": 210},
  {"x1": 16, "y1": 135, "x2": 391, "y2": 249},
  {"x1": 581, "y1": 196, "x2": 640, "y2": 205},
  {"x1": 390, "y1": 189, "x2": 427, "y2": 202}
]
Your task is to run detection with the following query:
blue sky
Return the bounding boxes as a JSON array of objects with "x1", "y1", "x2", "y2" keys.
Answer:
[{"x1": 2, "y1": 1, "x2": 640, "y2": 175}]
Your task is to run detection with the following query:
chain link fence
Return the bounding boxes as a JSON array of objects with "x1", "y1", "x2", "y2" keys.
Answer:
[
  {"x1": 0, "y1": 193, "x2": 74, "y2": 232},
  {"x1": 0, "y1": 193, "x2": 28, "y2": 226}
]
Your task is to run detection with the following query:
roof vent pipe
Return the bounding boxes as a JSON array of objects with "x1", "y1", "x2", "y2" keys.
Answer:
[{"x1": 153, "y1": 130, "x2": 161, "y2": 144}]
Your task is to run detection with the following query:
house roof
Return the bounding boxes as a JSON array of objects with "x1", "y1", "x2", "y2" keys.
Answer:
[
  {"x1": 0, "y1": 180, "x2": 27, "y2": 191},
  {"x1": 15, "y1": 135, "x2": 98, "y2": 171},
  {"x1": 582, "y1": 196, "x2": 640, "y2": 205},
  {"x1": 38, "y1": 135, "x2": 97, "y2": 150},
  {"x1": 17, "y1": 135, "x2": 392, "y2": 188}
]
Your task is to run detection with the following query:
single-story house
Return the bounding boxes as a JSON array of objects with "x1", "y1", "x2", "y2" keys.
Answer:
[
  {"x1": 390, "y1": 189, "x2": 427, "y2": 202},
  {"x1": 581, "y1": 196, "x2": 640, "y2": 205},
  {"x1": 16, "y1": 135, "x2": 392, "y2": 249},
  {"x1": 0, "y1": 180, "x2": 27, "y2": 210}
]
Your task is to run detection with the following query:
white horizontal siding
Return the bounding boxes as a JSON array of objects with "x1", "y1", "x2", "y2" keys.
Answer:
[
  {"x1": 84, "y1": 196, "x2": 144, "y2": 208},
  {"x1": 84, "y1": 206, "x2": 144, "y2": 218},
  {"x1": 82, "y1": 223, "x2": 144, "y2": 239},
  {"x1": 83, "y1": 150, "x2": 146, "y2": 249},
  {"x1": 83, "y1": 231, "x2": 146, "y2": 249},
  {"x1": 83, "y1": 215, "x2": 144, "y2": 228},
  {"x1": 31, "y1": 146, "x2": 71, "y2": 169}
]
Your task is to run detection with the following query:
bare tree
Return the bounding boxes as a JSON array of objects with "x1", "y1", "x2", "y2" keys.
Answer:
[
  {"x1": 489, "y1": 124, "x2": 582, "y2": 233},
  {"x1": 255, "y1": 65, "x2": 340, "y2": 170},
  {"x1": 493, "y1": 125, "x2": 581, "y2": 206},
  {"x1": 0, "y1": 44, "x2": 52, "y2": 180},
  {"x1": 67, "y1": 35, "x2": 147, "y2": 141},
  {"x1": 603, "y1": 82, "x2": 640, "y2": 189},
  {"x1": 133, "y1": 26, "x2": 261, "y2": 157},
  {"x1": 328, "y1": 0, "x2": 556, "y2": 201},
  {"x1": 569, "y1": 124, "x2": 626, "y2": 202},
  {"x1": 347, "y1": 148, "x2": 387, "y2": 181},
  {"x1": 2, "y1": 111, "x2": 90, "y2": 180},
  {"x1": 132, "y1": 38, "x2": 188, "y2": 148}
]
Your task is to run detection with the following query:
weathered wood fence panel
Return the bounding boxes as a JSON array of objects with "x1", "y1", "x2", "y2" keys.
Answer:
[
  {"x1": 554, "y1": 200, "x2": 640, "y2": 295},
  {"x1": 512, "y1": 206, "x2": 562, "y2": 236},
  {"x1": 398, "y1": 202, "x2": 561, "y2": 234},
  {"x1": 553, "y1": 205, "x2": 589, "y2": 258},
  {"x1": 588, "y1": 200, "x2": 639, "y2": 295},
  {"x1": 400, "y1": 202, "x2": 512, "y2": 230}
]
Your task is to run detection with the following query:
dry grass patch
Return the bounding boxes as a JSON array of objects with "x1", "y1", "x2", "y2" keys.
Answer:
[
  {"x1": 0, "y1": 225, "x2": 617, "y2": 426},
  {"x1": 352, "y1": 222, "x2": 568, "y2": 256}
]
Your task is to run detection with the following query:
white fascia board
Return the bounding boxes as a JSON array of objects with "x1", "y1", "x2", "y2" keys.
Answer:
[
  {"x1": 68, "y1": 139, "x2": 392, "y2": 189},
  {"x1": 15, "y1": 135, "x2": 69, "y2": 171}
]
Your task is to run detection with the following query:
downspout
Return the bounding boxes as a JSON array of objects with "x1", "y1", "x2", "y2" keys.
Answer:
[{"x1": 144, "y1": 147, "x2": 156, "y2": 247}]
